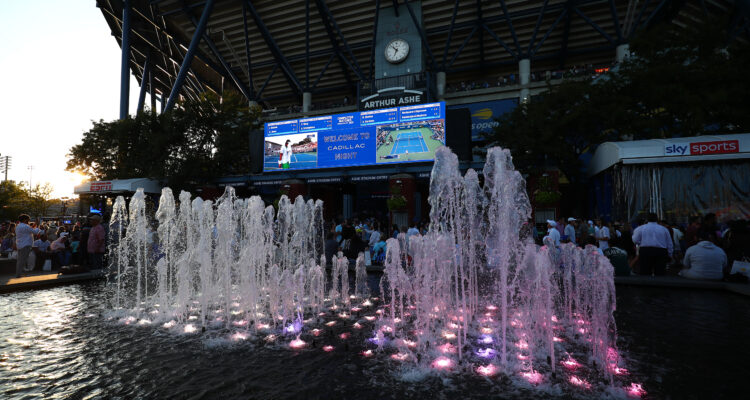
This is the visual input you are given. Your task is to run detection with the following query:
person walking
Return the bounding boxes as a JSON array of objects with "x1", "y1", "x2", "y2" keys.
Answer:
[
  {"x1": 632, "y1": 213, "x2": 673, "y2": 276},
  {"x1": 544, "y1": 220, "x2": 561, "y2": 248},
  {"x1": 595, "y1": 219, "x2": 610, "y2": 250},
  {"x1": 564, "y1": 218, "x2": 577, "y2": 245},
  {"x1": 14, "y1": 214, "x2": 42, "y2": 278},
  {"x1": 87, "y1": 215, "x2": 106, "y2": 270}
]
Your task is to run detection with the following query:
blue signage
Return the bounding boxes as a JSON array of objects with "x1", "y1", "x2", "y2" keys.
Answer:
[
  {"x1": 448, "y1": 99, "x2": 518, "y2": 141},
  {"x1": 264, "y1": 102, "x2": 446, "y2": 172}
]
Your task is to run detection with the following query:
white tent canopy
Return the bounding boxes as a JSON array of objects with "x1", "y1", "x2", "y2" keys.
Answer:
[
  {"x1": 74, "y1": 178, "x2": 161, "y2": 195},
  {"x1": 588, "y1": 133, "x2": 750, "y2": 176}
]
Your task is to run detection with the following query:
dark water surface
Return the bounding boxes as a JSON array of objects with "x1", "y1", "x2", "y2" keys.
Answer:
[{"x1": 0, "y1": 282, "x2": 747, "y2": 399}]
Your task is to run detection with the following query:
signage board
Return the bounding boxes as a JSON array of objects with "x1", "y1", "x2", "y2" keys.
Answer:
[
  {"x1": 359, "y1": 88, "x2": 425, "y2": 110},
  {"x1": 263, "y1": 102, "x2": 446, "y2": 172},
  {"x1": 664, "y1": 140, "x2": 739, "y2": 156},
  {"x1": 448, "y1": 99, "x2": 518, "y2": 141}
]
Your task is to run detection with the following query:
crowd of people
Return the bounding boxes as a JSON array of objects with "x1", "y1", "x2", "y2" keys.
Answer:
[
  {"x1": 445, "y1": 65, "x2": 608, "y2": 94},
  {"x1": 324, "y1": 217, "x2": 429, "y2": 268},
  {"x1": 541, "y1": 213, "x2": 750, "y2": 281},
  {"x1": 1, "y1": 214, "x2": 106, "y2": 278}
]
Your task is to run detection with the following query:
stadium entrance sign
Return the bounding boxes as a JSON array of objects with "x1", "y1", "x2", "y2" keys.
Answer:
[
  {"x1": 359, "y1": 87, "x2": 425, "y2": 110},
  {"x1": 263, "y1": 102, "x2": 445, "y2": 172}
]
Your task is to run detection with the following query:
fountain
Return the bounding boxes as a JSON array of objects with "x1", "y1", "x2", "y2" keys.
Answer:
[{"x1": 106, "y1": 146, "x2": 643, "y2": 398}]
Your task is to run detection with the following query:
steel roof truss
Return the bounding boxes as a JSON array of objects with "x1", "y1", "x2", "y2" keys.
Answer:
[
  {"x1": 573, "y1": 6, "x2": 616, "y2": 45},
  {"x1": 243, "y1": 0, "x2": 303, "y2": 95}
]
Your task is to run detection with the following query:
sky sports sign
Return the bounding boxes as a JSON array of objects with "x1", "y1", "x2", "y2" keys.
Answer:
[{"x1": 664, "y1": 140, "x2": 740, "y2": 156}]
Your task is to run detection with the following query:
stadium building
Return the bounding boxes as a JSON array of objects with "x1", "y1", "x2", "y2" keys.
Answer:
[{"x1": 98, "y1": 0, "x2": 742, "y2": 225}]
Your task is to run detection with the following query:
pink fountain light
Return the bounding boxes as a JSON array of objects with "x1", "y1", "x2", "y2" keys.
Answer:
[
  {"x1": 561, "y1": 358, "x2": 581, "y2": 370},
  {"x1": 438, "y1": 343, "x2": 456, "y2": 353},
  {"x1": 486, "y1": 305, "x2": 498, "y2": 311},
  {"x1": 476, "y1": 364, "x2": 497, "y2": 376},
  {"x1": 553, "y1": 336, "x2": 565, "y2": 342},
  {"x1": 364, "y1": 316, "x2": 376, "y2": 321},
  {"x1": 569, "y1": 376, "x2": 591, "y2": 389},
  {"x1": 231, "y1": 332, "x2": 248, "y2": 341},
  {"x1": 339, "y1": 332, "x2": 350, "y2": 340},
  {"x1": 521, "y1": 371, "x2": 543, "y2": 385},
  {"x1": 353, "y1": 322, "x2": 363, "y2": 329},
  {"x1": 325, "y1": 321, "x2": 337, "y2": 326},
  {"x1": 610, "y1": 365, "x2": 629, "y2": 375},
  {"x1": 515, "y1": 339, "x2": 529, "y2": 349},
  {"x1": 442, "y1": 331, "x2": 457, "y2": 340},
  {"x1": 481, "y1": 327, "x2": 493, "y2": 334},
  {"x1": 311, "y1": 328, "x2": 322, "y2": 336},
  {"x1": 402, "y1": 339, "x2": 417, "y2": 348},
  {"x1": 432, "y1": 357, "x2": 453, "y2": 370},
  {"x1": 517, "y1": 353, "x2": 529, "y2": 360},
  {"x1": 626, "y1": 383, "x2": 647, "y2": 397},
  {"x1": 476, "y1": 348, "x2": 496, "y2": 358},
  {"x1": 289, "y1": 338, "x2": 307, "y2": 349},
  {"x1": 391, "y1": 353, "x2": 409, "y2": 361},
  {"x1": 323, "y1": 345, "x2": 335, "y2": 352},
  {"x1": 362, "y1": 349, "x2": 374, "y2": 357}
]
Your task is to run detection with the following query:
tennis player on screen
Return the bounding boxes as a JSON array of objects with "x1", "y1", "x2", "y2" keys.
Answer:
[{"x1": 280, "y1": 140, "x2": 293, "y2": 169}]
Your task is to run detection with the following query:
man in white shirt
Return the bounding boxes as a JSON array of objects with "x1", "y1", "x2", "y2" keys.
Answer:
[
  {"x1": 680, "y1": 230, "x2": 726, "y2": 280},
  {"x1": 544, "y1": 220, "x2": 561, "y2": 247},
  {"x1": 14, "y1": 214, "x2": 42, "y2": 278},
  {"x1": 564, "y1": 218, "x2": 577, "y2": 245},
  {"x1": 595, "y1": 219, "x2": 610, "y2": 250},
  {"x1": 280, "y1": 140, "x2": 293, "y2": 169},
  {"x1": 632, "y1": 213, "x2": 674, "y2": 276}
]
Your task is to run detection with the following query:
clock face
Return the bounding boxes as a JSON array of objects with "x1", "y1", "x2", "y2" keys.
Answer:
[{"x1": 385, "y1": 38, "x2": 410, "y2": 64}]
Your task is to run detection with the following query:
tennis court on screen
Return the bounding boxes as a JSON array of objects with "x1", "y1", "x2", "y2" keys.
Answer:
[{"x1": 390, "y1": 130, "x2": 428, "y2": 155}]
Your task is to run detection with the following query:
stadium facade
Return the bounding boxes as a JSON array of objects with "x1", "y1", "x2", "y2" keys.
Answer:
[{"x1": 99, "y1": 0, "x2": 741, "y2": 224}]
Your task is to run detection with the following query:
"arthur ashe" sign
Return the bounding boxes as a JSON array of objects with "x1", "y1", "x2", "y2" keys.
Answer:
[{"x1": 359, "y1": 87, "x2": 424, "y2": 110}]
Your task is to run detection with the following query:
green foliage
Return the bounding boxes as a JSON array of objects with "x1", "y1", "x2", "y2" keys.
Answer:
[
  {"x1": 66, "y1": 91, "x2": 261, "y2": 191},
  {"x1": 484, "y1": 18, "x2": 750, "y2": 182},
  {"x1": 0, "y1": 181, "x2": 56, "y2": 220}
]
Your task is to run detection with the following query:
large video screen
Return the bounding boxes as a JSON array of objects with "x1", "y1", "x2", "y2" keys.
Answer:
[{"x1": 263, "y1": 102, "x2": 445, "y2": 171}]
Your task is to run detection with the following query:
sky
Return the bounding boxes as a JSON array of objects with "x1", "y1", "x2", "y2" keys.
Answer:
[{"x1": 0, "y1": 1, "x2": 152, "y2": 198}]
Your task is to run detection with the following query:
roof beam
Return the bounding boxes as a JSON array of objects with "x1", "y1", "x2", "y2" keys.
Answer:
[
  {"x1": 165, "y1": 0, "x2": 214, "y2": 111},
  {"x1": 241, "y1": 1, "x2": 255, "y2": 98},
  {"x1": 442, "y1": 0, "x2": 460, "y2": 70},
  {"x1": 315, "y1": 0, "x2": 366, "y2": 81},
  {"x1": 573, "y1": 6, "x2": 616, "y2": 45},
  {"x1": 243, "y1": 0, "x2": 303, "y2": 95},
  {"x1": 608, "y1": 0, "x2": 624, "y2": 42},
  {"x1": 404, "y1": 0, "x2": 437, "y2": 71},
  {"x1": 183, "y1": 4, "x2": 254, "y2": 101},
  {"x1": 527, "y1": 0, "x2": 550, "y2": 56},
  {"x1": 498, "y1": 0, "x2": 522, "y2": 56}
]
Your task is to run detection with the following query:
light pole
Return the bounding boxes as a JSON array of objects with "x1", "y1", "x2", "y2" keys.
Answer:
[{"x1": 27, "y1": 165, "x2": 34, "y2": 189}]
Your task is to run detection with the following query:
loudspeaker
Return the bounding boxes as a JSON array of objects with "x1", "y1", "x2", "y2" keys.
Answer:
[
  {"x1": 249, "y1": 130, "x2": 264, "y2": 174},
  {"x1": 445, "y1": 108, "x2": 472, "y2": 161}
]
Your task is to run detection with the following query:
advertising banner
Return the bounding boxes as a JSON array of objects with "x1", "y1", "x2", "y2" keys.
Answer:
[
  {"x1": 449, "y1": 99, "x2": 518, "y2": 141},
  {"x1": 263, "y1": 102, "x2": 446, "y2": 172}
]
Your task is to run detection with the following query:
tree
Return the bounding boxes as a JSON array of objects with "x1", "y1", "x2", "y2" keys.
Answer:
[
  {"x1": 66, "y1": 91, "x2": 261, "y2": 192},
  {"x1": 27, "y1": 183, "x2": 55, "y2": 217},
  {"x1": 484, "y1": 17, "x2": 750, "y2": 183},
  {"x1": 0, "y1": 180, "x2": 28, "y2": 221}
]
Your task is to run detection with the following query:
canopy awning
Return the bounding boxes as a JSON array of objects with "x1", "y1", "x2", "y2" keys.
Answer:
[
  {"x1": 74, "y1": 178, "x2": 161, "y2": 195},
  {"x1": 588, "y1": 133, "x2": 750, "y2": 176}
]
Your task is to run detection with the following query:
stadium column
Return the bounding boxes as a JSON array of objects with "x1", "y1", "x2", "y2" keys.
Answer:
[
  {"x1": 303, "y1": 92, "x2": 312, "y2": 113},
  {"x1": 389, "y1": 174, "x2": 416, "y2": 229},
  {"x1": 519, "y1": 58, "x2": 530, "y2": 104},
  {"x1": 436, "y1": 71, "x2": 446, "y2": 101},
  {"x1": 119, "y1": 0, "x2": 131, "y2": 120},
  {"x1": 616, "y1": 43, "x2": 630, "y2": 63}
]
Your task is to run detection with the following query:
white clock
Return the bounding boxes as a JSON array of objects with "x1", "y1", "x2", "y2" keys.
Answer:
[{"x1": 385, "y1": 38, "x2": 410, "y2": 64}]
